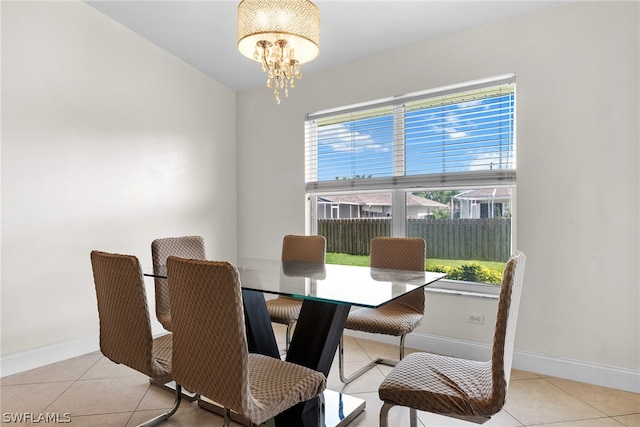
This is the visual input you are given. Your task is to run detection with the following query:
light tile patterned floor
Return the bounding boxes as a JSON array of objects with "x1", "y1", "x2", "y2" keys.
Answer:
[{"x1": 1, "y1": 326, "x2": 639, "y2": 426}]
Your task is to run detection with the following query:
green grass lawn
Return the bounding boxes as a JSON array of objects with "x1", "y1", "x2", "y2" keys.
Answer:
[
  {"x1": 326, "y1": 252, "x2": 505, "y2": 284},
  {"x1": 326, "y1": 252, "x2": 504, "y2": 270}
]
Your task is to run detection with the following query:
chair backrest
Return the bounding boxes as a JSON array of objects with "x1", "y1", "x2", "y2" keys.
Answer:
[
  {"x1": 151, "y1": 236, "x2": 206, "y2": 330},
  {"x1": 151, "y1": 236, "x2": 207, "y2": 265},
  {"x1": 369, "y1": 237, "x2": 426, "y2": 313},
  {"x1": 167, "y1": 256, "x2": 250, "y2": 414},
  {"x1": 491, "y1": 250, "x2": 526, "y2": 401},
  {"x1": 281, "y1": 234, "x2": 326, "y2": 263},
  {"x1": 369, "y1": 237, "x2": 426, "y2": 271},
  {"x1": 90, "y1": 250, "x2": 167, "y2": 381}
]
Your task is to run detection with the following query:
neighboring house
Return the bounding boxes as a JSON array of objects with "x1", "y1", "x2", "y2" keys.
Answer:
[
  {"x1": 317, "y1": 193, "x2": 448, "y2": 219},
  {"x1": 406, "y1": 194, "x2": 449, "y2": 218},
  {"x1": 452, "y1": 188, "x2": 512, "y2": 219}
]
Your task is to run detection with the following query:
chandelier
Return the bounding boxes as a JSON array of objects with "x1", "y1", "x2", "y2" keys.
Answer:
[{"x1": 237, "y1": 0, "x2": 320, "y2": 104}]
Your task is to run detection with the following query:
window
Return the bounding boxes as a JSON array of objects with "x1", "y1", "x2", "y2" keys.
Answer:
[{"x1": 305, "y1": 75, "x2": 516, "y2": 292}]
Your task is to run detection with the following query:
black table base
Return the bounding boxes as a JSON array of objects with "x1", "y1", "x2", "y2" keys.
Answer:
[{"x1": 201, "y1": 289, "x2": 366, "y2": 427}]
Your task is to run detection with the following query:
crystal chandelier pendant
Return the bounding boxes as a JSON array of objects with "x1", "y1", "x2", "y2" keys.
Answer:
[{"x1": 237, "y1": 0, "x2": 320, "y2": 104}]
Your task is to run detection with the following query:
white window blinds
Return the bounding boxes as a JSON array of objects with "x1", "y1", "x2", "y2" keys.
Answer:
[{"x1": 305, "y1": 75, "x2": 516, "y2": 193}]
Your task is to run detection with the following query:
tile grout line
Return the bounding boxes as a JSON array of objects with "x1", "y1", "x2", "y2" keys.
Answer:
[
  {"x1": 39, "y1": 355, "x2": 104, "y2": 421},
  {"x1": 127, "y1": 381, "x2": 153, "y2": 427},
  {"x1": 539, "y1": 376, "x2": 612, "y2": 419}
]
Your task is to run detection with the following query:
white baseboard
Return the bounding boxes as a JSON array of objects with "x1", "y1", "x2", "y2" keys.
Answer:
[
  {"x1": 1, "y1": 336, "x2": 100, "y2": 378},
  {"x1": 3, "y1": 331, "x2": 638, "y2": 394},
  {"x1": 345, "y1": 330, "x2": 640, "y2": 394},
  {"x1": 0, "y1": 322, "x2": 167, "y2": 378}
]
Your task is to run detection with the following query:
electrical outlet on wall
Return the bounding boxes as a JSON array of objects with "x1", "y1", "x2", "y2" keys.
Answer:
[{"x1": 467, "y1": 314, "x2": 484, "y2": 325}]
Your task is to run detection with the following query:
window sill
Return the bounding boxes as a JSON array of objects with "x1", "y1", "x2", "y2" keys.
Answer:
[{"x1": 425, "y1": 279, "x2": 500, "y2": 299}]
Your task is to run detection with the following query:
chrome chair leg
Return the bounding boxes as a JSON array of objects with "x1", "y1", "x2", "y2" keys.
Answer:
[
  {"x1": 137, "y1": 384, "x2": 182, "y2": 427},
  {"x1": 338, "y1": 334, "x2": 406, "y2": 384},
  {"x1": 379, "y1": 402, "x2": 393, "y2": 427},
  {"x1": 380, "y1": 402, "x2": 417, "y2": 427},
  {"x1": 409, "y1": 407, "x2": 418, "y2": 427}
]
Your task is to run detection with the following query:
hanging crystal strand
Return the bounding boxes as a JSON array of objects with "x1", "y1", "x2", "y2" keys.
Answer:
[
  {"x1": 285, "y1": 68, "x2": 291, "y2": 95},
  {"x1": 266, "y1": 64, "x2": 273, "y2": 88},
  {"x1": 253, "y1": 37, "x2": 307, "y2": 103},
  {"x1": 268, "y1": 49, "x2": 274, "y2": 87},
  {"x1": 293, "y1": 61, "x2": 301, "y2": 80},
  {"x1": 278, "y1": 40, "x2": 285, "y2": 102},
  {"x1": 288, "y1": 60, "x2": 296, "y2": 89},
  {"x1": 274, "y1": 55, "x2": 282, "y2": 104},
  {"x1": 256, "y1": 41, "x2": 274, "y2": 90},
  {"x1": 279, "y1": 68, "x2": 284, "y2": 92},
  {"x1": 256, "y1": 41, "x2": 269, "y2": 73},
  {"x1": 274, "y1": 75, "x2": 281, "y2": 104}
]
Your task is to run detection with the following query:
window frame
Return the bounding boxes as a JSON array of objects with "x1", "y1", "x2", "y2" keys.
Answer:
[{"x1": 305, "y1": 75, "x2": 517, "y2": 297}]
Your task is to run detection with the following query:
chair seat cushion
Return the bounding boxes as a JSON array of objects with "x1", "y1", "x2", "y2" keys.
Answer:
[
  {"x1": 149, "y1": 333, "x2": 173, "y2": 384},
  {"x1": 266, "y1": 296, "x2": 303, "y2": 324},
  {"x1": 157, "y1": 314, "x2": 172, "y2": 332},
  {"x1": 345, "y1": 307, "x2": 423, "y2": 336},
  {"x1": 378, "y1": 352, "x2": 503, "y2": 417},
  {"x1": 246, "y1": 354, "x2": 326, "y2": 424}
]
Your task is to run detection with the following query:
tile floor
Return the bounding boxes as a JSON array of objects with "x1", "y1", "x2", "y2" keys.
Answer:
[{"x1": 1, "y1": 325, "x2": 639, "y2": 427}]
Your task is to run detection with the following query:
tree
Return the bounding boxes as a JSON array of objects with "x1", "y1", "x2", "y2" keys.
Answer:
[
  {"x1": 414, "y1": 190, "x2": 459, "y2": 205},
  {"x1": 431, "y1": 208, "x2": 449, "y2": 220}
]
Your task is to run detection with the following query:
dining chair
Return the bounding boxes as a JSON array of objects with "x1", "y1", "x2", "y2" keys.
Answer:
[
  {"x1": 339, "y1": 237, "x2": 426, "y2": 384},
  {"x1": 167, "y1": 256, "x2": 327, "y2": 427},
  {"x1": 90, "y1": 250, "x2": 181, "y2": 427},
  {"x1": 151, "y1": 235, "x2": 206, "y2": 332},
  {"x1": 378, "y1": 250, "x2": 526, "y2": 427},
  {"x1": 266, "y1": 234, "x2": 326, "y2": 352}
]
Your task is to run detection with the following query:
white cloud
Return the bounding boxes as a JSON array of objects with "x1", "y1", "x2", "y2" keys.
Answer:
[
  {"x1": 320, "y1": 123, "x2": 389, "y2": 153},
  {"x1": 467, "y1": 152, "x2": 513, "y2": 171}
]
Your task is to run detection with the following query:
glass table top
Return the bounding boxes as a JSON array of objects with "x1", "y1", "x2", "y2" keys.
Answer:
[{"x1": 147, "y1": 258, "x2": 446, "y2": 309}]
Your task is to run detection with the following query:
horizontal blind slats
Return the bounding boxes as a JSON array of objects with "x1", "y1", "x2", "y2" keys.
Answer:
[{"x1": 305, "y1": 76, "x2": 516, "y2": 190}]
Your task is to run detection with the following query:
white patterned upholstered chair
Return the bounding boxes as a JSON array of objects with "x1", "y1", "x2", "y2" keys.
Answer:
[
  {"x1": 339, "y1": 237, "x2": 426, "y2": 384},
  {"x1": 151, "y1": 235, "x2": 206, "y2": 332},
  {"x1": 266, "y1": 234, "x2": 326, "y2": 351},
  {"x1": 378, "y1": 251, "x2": 526, "y2": 427},
  {"x1": 167, "y1": 256, "x2": 327, "y2": 427},
  {"x1": 90, "y1": 251, "x2": 181, "y2": 427}
]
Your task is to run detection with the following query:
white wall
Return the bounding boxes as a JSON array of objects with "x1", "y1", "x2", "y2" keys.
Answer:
[
  {"x1": 237, "y1": 1, "x2": 639, "y2": 390},
  {"x1": 1, "y1": 1, "x2": 237, "y2": 358},
  {"x1": 2, "y1": 0, "x2": 637, "y2": 393}
]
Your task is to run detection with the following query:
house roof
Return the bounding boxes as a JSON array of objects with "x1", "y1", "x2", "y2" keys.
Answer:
[
  {"x1": 318, "y1": 194, "x2": 448, "y2": 208},
  {"x1": 452, "y1": 188, "x2": 511, "y2": 201}
]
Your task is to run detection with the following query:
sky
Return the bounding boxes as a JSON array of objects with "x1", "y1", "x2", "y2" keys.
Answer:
[{"x1": 312, "y1": 92, "x2": 515, "y2": 182}]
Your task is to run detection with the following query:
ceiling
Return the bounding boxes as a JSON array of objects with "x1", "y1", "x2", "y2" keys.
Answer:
[{"x1": 86, "y1": 1, "x2": 566, "y2": 92}]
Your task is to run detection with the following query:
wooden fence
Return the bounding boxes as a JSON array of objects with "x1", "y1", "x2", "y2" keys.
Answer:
[{"x1": 317, "y1": 218, "x2": 511, "y2": 262}]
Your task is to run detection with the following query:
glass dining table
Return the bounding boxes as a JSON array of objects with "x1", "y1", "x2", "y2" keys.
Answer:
[{"x1": 146, "y1": 258, "x2": 446, "y2": 427}]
